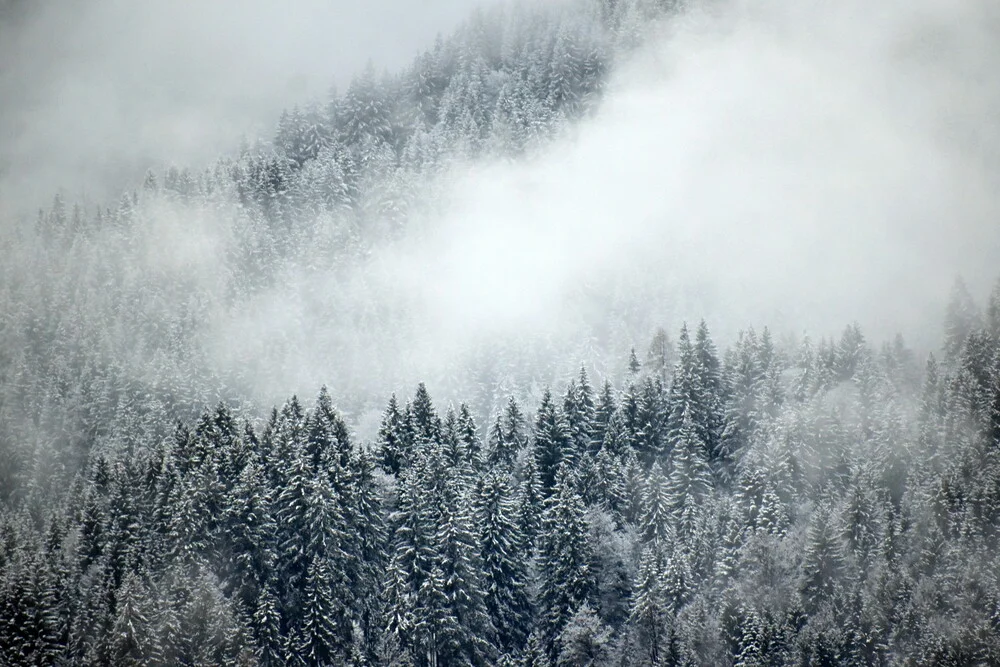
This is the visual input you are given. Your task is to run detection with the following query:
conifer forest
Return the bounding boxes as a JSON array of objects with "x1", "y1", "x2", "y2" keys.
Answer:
[{"x1": 2, "y1": 0, "x2": 1000, "y2": 664}]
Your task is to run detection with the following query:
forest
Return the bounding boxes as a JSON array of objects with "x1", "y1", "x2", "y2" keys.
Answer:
[{"x1": 2, "y1": 0, "x2": 1000, "y2": 664}]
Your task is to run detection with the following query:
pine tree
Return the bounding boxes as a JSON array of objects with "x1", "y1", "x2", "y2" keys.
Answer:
[
  {"x1": 601, "y1": 406, "x2": 633, "y2": 461},
  {"x1": 537, "y1": 467, "x2": 596, "y2": 660},
  {"x1": 943, "y1": 276, "x2": 982, "y2": 366},
  {"x1": 638, "y1": 462, "x2": 674, "y2": 544},
  {"x1": 412, "y1": 561, "x2": 455, "y2": 667},
  {"x1": 385, "y1": 452, "x2": 437, "y2": 657},
  {"x1": 666, "y1": 324, "x2": 705, "y2": 451},
  {"x1": 488, "y1": 397, "x2": 527, "y2": 470},
  {"x1": 629, "y1": 545, "x2": 671, "y2": 666},
  {"x1": 457, "y1": 403, "x2": 484, "y2": 469},
  {"x1": 433, "y1": 488, "x2": 497, "y2": 665},
  {"x1": 503, "y1": 397, "x2": 528, "y2": 453},
  {"x1": 252, "y1": 581, "x2": 285, "y2": 666},
  {"x1": 646, "y1": 327, "x2": 674, "y2": 386},
  {"x1": 587, "y1": 448, "x2": 626, "y2": 519},
  {"x1": 518, "y1": 455, "x2": 544, "y2": 551},
  {"x1": 719, "y1": 329, "x2": 764, "y2": 465},
  {"x1": 339, "y1": 62, "x2": 394, "y2": 150},
  {"x1": 800, "y1": 506, "x2": 847, "y2": 613},
  {"x1": 593, "y1": 380, "x2": 617, "y2": 450},
  {"x1": 309, "y1": 385, "x2": 352, "y2": 470},
  {"x1": 487, "y1": 412, "x2": 513, "y2": 472},
  {"x1": 107, "y1": 569, "x2": 151, "y2": 664},
  {"x1": 533, "y1": 389, "x2": 570, "y2": 495},
  {"x1": 223, "y1": 457, "x2": 278, "y2": 614},
  {"x1": 695, "y1": 320, "x2": 727, "y2": 468},
  {"x1": 411, "y1": 383, "x2": 441, "y2": 446},
  {"x1": 275, "y1": 440, "x2": 354, "y2": 657},
  {"x1": 378, "y1": 394, "x2": 409, "y2": 475},
  {"x1": 628, "y1": 347, "x2": 642, "y2": 376},
  {"x1": 297, "y1": 555, "x2": 349, "y2": 666},
  {"x1": 563, "y1": 370, "x2": 596, "y2": 465},
  {"x1": 667, "y1": 406, "x2": 713, "y2": 538},
  {"x1": 474, "y1": 470, "x2": 532, "y2": 653},
  {"x1": 633, "y1": 377, "x2": 667, "y2": 467},
  {"x1": 350, "y1": 448, "x2": 388, "y2": 658}
]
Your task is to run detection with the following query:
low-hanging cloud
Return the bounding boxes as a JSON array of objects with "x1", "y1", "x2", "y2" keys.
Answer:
[
  {"x1": 407, "y1": 0, "x2": 1000, "y2": 343},
  {"x1": 6, "y1": 0, "x2": 998, "y2": 433},
  {"x1": 0, "y1": 0, "x2": 483, "y2": 214},
  {"x1": 206, "y1": 0, "x2": 1000, "y2": 418}
]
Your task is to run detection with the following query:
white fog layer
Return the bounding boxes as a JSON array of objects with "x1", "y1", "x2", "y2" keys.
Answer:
[{"x1": 200, "y1": 0, "x2": 1000, "y2": 414}]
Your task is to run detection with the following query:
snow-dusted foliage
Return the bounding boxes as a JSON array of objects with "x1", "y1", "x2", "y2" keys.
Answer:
[{"x1": 2, "y1": 0, "x2": 1000, "y2": 664}]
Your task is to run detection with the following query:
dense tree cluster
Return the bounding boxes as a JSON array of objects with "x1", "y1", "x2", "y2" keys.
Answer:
[
  {"x1": 2, "y1": 0, "x2": 1000, "y2": 664},
  {"x1": 3, "y1": 301, "x2": 1000, "y2": 664}
]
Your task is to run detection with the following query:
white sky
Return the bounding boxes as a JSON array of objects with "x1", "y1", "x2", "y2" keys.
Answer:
[{"x1": 0, "y1": 0, "x2": 485, "y2": 212}]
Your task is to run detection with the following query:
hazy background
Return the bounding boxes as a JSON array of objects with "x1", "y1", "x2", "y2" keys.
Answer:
[
  {"x1": 0, "y1": 0, "x2": 485, "y2": 213},
  {"x1": 3, "y1": 0, "x2": 1000, "y2": 428},
  {"x1": 211, "y1": 0, "x2": 1000, "y2": 410}
]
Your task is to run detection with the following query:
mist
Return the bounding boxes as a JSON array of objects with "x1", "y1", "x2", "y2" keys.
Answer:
[
  {"x1": 0, "y1": 0, "x2": 483, "y2": 214},
  {"x1": 3, "y1": 0, "x2": 997, "y2": 425},
  {"x1": 193, "y1": 0, "x2": 1000, "y2": 420}
]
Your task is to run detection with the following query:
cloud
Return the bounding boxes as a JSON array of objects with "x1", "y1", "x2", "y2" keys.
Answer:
[
  {"x1": 0, "y1": 0, "x2": 483, "y2": 213},
  {"x1": 6, "y1": 0, "x2": 1000, "y2": 424},
  {"x1": 381, "y1": 0, "x2": 1000, "y2": 355}
]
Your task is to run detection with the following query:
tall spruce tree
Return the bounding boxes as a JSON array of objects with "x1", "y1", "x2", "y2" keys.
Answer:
[
  {"x1": 533, "y1": 389, "x2": 570, "y2": 495},
  {"x1": 474, "y1": 470, "x2": 532, "y2": 653},
  {"x1": 537, "y1": 467, "x2": 596, "y2": 661}
]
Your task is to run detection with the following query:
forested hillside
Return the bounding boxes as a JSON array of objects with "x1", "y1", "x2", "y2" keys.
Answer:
[
  {"x1": 0, "y1": 0, "x2": 661, "y2": 498},
  {"x1": 3, "y1": 0, "x2": 1000, "y2": 664},
  {"x1": 4, "y1": 300, "x2": 1000, "y2": 664}
]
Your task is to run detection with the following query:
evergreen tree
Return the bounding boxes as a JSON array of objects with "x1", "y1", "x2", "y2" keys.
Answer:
[
  {"x1": 474, "y1": 470, "x2": 532, "y2": 653},
  {"x1": 518, "y1": 455, "x2": 544, "y2": 550},
  {"x1": 110, "y1": 571, "x2": 154, "y2": 666},
  {"x1": 646, "y1": 327, "x2": 674, "y2": 386},
  {"x1": 563, "y1": 368, "x2": 597, "y2": 463},
  {"x1": 533, "y1": 389, "x2": 570, "y2": 495},
  {"x1": 666, "y1": 324, "x2": 705, "y2": 451},
  {"x1": 633, "y1": 377, "x2": 667, "y2": 467},
  {"x1": 800, "y1": 506, "x2": 847, "y2": 613},
  {"x1": 638, "y1": 461, "x2": 673, "y2": 544},
  {"x1": 592, "y1": 380, "x2": 617, "y2": 450},
  {"x1": 223, "y1": 457, "x2": 278, "y2": 614},
  {"x1": 695, "y1": 320, "x2": 727, "y2": 467},
  {"x1": 411, "y1": 383, "x2": 442, "y2": 446},
  {"x1": 628, "y1": 347, "x2": 642, "y2": 376},
  {"x1": 309, "y1": 385, "x2": 353, "y2": 470},
  {"x1": 629, "y1": 545, "x2": 672, "y2": 666},
  {"x1": 667, "y1": 406, "x2": 713, "y2": 538},
  {"x1": 378, "y1": 394, "x2": 409, "y2": 475},
  {"x1": 433, "y1": 488, "x2": 497, "y2": 665},
  {"x1": 943, "y1": 276, "x2": 982, "y2": 366},
  {"x1": 537, "y1": 467, "x2": 596, "y2": 660},
  {"x1": 385, "y1": 454, "x2": 437, "y2": 657}
]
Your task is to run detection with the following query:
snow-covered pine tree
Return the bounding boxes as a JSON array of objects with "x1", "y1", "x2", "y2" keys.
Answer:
[
  {"x1": 537, "y1": 466, "x2": 596, "y2": 660},
  {"x1": 533, "y1": 389, "x2": 570, "y2": 495},
  {"x1": 474, "y1": 470, "x2": 532, "y2": 653}
]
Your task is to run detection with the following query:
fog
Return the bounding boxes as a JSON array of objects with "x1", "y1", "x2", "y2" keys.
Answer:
[
  {"x1": 4, "y1": 0, "x2": 1000, "y2": 429},
  {"x1": 197, "y1": 0, "x2": 1000, "y2": 418},
  {"x1": 0, "y1": 0, "x2": 482, "y2": 214}
]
